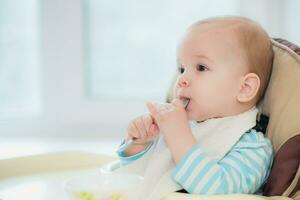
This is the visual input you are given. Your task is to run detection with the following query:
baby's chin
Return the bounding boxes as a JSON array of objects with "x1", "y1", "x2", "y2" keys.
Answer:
[
  {"x1": 187, "y1": 112, "x2": 218, "y2": 122},
  {"x1": 187, "y1": 113, "x2": 207, "y2": 122}
]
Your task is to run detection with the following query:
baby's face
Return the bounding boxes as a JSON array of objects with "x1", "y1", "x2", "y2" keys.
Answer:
[{"x1": 174, "y1": 23, "x2": 248, "y2": 121}]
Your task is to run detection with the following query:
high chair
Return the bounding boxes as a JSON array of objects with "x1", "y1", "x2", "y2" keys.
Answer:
[
  {"x1": 161, "y1": 38, "x2": 300, "y2": 199},
  {"x1": 0, "y1": 39, "x2": 299, "y2": 200}
]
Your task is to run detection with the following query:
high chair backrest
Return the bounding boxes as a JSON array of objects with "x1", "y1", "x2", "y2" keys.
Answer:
[{"x1": 259, "y1": 39, "x2": 300, "y2": 198}]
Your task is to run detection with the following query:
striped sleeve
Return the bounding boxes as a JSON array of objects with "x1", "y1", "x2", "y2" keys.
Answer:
[{"x1": 171, "y1": 130, "x2": 274, "y2": 194}]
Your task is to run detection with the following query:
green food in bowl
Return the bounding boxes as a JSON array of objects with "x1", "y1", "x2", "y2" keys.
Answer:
[{"x1": 65, "y1": 172, "x2": 143, "y2": 200}]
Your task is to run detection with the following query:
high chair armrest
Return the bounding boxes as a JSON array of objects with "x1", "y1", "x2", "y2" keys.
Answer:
[
  {"x1": 161, "y1": 193, "x2": 293, "y2": 200},
  {"x1": 0, "y1": 151, "x2": 117, "y2": 180}
]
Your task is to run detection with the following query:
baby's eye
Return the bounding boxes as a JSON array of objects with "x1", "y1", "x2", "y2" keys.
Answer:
[
  {"x1": 196, "y1": 64, "x2": 208, "y2": 72},
  {"x1": 178, "y1": 67, "x2": 185, "y2": 74}
]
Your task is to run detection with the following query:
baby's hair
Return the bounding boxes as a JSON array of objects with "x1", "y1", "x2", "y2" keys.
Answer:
[{"x1": 190, "y1": 16, "x2": 274, "y2": 102}]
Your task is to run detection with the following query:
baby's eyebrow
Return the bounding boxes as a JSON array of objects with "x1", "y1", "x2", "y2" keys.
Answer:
[
  {"x1": 195, "y1": 54, "x2": 214, "y2": 63},
  {"x1": 177, "y1": 54, "x2": 212, "y2": 60},
  {"x1": 177, "y1": 55, "x2": 214, "y2": 66}
]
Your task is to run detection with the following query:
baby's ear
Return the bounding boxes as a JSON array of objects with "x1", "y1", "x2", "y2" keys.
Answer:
[{"x1": 237, "y1": 73, "x2": 260, "y2": 103}]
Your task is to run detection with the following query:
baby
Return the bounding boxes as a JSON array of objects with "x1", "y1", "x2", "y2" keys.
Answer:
[{"x1": 114, "y1": 16, "x2": 274, "y2": 199}]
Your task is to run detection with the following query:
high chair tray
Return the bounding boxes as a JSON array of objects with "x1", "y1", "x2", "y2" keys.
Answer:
[
  {"x1": 0, "y1": 152, "x2": 293, "y2": 200},
  {"x1": 0, "y1": 151, "x2": 115, "y2": 200}
]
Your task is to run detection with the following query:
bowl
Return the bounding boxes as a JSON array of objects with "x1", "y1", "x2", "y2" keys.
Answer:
[{"x1": 64, "y1": 172, "x2": 144, "y2": 200}]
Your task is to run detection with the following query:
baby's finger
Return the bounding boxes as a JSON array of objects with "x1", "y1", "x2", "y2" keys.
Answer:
[
  {"x1": 171, "y1": 98, "x2": 184, "y2": 108},
  {"x1": 146, "y1": 101, "x2": 159, "y2": 119},
  {"x1": 142, "y1": 115, "x2": 152, "y2": 133},
  {"x1": 128, "y1": 122, "x2": 139, "y2": 139},
  {"x1": 134, "y1": 117, "x2": 147, "y2": 139}
]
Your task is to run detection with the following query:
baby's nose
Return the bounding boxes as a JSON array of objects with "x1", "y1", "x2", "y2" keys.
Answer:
[{"x1": 178, "y1": 76, "x2": 190, "y2": 87}]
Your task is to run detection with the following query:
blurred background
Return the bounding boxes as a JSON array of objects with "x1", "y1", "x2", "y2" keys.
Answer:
[{"x1": 0, "y1": 0, "x2": 299, "y2": 159}]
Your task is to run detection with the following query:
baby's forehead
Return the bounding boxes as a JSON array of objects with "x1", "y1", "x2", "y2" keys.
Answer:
[{"x1": 179, "y1": 22, "x2": 245, "y2": 55}]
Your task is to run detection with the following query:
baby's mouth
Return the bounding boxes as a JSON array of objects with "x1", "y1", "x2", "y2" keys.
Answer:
[
  {"x1": 179, "y1": 97, "x2": 190, "y2": 109},
  {"x1": 183, "y1": 99, "x2": 190, "y2": 109}
]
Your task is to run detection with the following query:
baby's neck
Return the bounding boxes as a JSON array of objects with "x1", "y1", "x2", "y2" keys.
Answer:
[{"x1": 196, "y1": 105, "x2": 256, "y2": 123}]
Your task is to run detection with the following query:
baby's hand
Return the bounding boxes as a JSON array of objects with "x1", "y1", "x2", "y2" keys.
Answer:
[
  {"x1": 127, "y1": 114, "x2": 160, "y2": 145},
  {"x1": 146, "y1": 99, "x2": 196, "y2": 163},
  {"x1": 146, "y1": 99, "x2": 190, "y2": 140}
]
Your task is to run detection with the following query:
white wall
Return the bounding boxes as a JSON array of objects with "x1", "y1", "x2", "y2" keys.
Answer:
[{"x1": 1, "y1": 0, "x2": 299, "y2": 138}]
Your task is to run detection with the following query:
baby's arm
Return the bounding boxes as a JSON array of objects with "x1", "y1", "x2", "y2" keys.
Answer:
[{"x1": 171, "y1": 130, "x2": 273, "y2": 194}]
